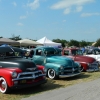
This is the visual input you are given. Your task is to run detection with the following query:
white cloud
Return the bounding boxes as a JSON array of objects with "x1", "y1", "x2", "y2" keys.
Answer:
[
  {"x1": 64, "y1": 8, "x2": 71, "y2": 14},
  {"x1": 75, "y1": 6, "x2": 83, "y2": 12},
  {"x1": 17, "y1": 23, "x2": 23, "y2": 26},
  {"x1": 63, "y1": 20, "x2": 66, "y2": 22},
  {"x1": 42, "y1": 0, "x2": 47, "y2": 1},
  {"x1": 20, "y1": 16, "x2": 27, "y2": 19},
  {"x1": 81, "y1": 12, "x2": 100, "y2": 17},
  {"x1": 27, "y1": 0, "x2": 40, "y2": 10},
  {"x1": 12, "y1": 2, "x2": 17, "y2": 7},
  {"x1": 50, "y1": 0, "x2": 95, "y2": 14}
]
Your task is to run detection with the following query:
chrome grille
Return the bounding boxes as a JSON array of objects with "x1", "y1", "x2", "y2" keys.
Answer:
[
  {"x1": 12, "y1": 70, "x2": 44, "y2": 81},
  {"x1": 90, "y1": 61, "x2": 98, "y2": 68},
  {"x1": 63, "y1": 67, "x2": 79, "y2": 74}
]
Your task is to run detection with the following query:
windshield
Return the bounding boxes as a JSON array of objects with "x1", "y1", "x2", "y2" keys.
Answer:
[
  {"x1": 54, "y1": 48, "x2": 62, "y2": 55},
  {"x1": 0, "y1": 52, "x2": 23, "y2": 58},
  {"x1": 93, "y1": 49, "x2": 100, "y2": 54},
  {"x1": 43, "y1": 48, "x2": 60, "y2": 56},
  {"x1": 71, "y1": 49, "x2": 83, "y2": 55},
  {"x1": 0, "y1": 48, "x2": 23, "y2": 58},
  {"x1": 86, "y1": 48, "x2": 100, "y2": 55}
]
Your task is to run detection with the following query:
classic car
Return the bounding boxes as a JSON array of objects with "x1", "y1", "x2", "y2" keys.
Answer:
[
  {"x1": 84, "y1": 48, "x2": 100, "y2": 65},
  {"x1": 26, "y1": 46, "x2": 81, "y2": 79},
  {"x1": 62, "y1": 48, "x2": 99, "y2": 72},
  {"x1": 0, "y1": 46, "x2": 47, "y2": 94}
]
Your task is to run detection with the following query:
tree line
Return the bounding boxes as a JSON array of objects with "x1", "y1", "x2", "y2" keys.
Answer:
[{"x1": 0, "y1": 35, "x2": 100, "y2": 47}]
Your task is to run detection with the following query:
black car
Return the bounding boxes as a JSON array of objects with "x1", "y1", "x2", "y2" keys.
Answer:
[{"x1": 0, "y1": 46, "x2": 46, "y2": 94}]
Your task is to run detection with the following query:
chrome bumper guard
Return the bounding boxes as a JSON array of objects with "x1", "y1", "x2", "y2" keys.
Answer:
[
  {"x1": 87, "y1": 62, "x2": 99, "y2": 72},
  {"x1": 59, "y1": 72, "x2": 81, "y2": 78},
  {"x1": 87, "y1": 68, "x2": 100, "y2": 72},
  {"x1": 12, "y1": 70, "x2": 46, "y2": 81}
]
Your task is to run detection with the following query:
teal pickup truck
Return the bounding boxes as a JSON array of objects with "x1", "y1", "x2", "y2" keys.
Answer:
[{"x1": 27, "y1": 47, "x2": 81, "y2": 79}]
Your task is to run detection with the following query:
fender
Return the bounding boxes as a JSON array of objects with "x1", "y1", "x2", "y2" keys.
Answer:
[
  {"x1": 0, "y1": 68, "x2": 22, "y2": 87},
  {"x1": 75, "y1": 61, "x2": 88, "y2": 71},
  {"x1": 37, "y1": 65, "x2": 45, "y2": 73},
  {"x1": 44, "y1": 63, "x2": 61, "y2": 75}
]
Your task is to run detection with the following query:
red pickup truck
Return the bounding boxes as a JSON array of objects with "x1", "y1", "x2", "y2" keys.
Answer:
[{"x1": 61, "y1": 48, "x2": 99, "y2": 72}]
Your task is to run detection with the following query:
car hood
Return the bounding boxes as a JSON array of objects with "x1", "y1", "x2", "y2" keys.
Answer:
[
  {"x1": 74, "y1": 55, "x2": 96, "y2": 63},
  {"x1": 85, "y1": 54, "x2": 100, "y2": 59},
  {"x1": 0, "y1": 57, "x2": 37, "y2": 72},
  {"x1": 46, "y1": 56, "x2": 74, "y2": 66}
]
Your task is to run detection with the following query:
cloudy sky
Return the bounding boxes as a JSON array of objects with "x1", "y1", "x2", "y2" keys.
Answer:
[{"x1": 0, "y1": 0, "x2": 100, "y2": 42}]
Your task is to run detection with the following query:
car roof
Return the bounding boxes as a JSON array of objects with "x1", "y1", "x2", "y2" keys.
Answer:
[
  {"x1": 0, "y1": 47, "x2": 13, "y2": 53},
  {"x1": 12, "y1": 47, "x2": 23, "y2": 52},
  {"x1": 35, "y1": 46, "x2": 55, "y2": 50},
  {"x1": 0, "y1": 47, "x2": 23, "y2": 53}
]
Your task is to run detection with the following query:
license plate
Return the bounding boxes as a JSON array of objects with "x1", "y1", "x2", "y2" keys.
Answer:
[{"x1": 20, "y1": 80, "x2": 26, "y2": 83}]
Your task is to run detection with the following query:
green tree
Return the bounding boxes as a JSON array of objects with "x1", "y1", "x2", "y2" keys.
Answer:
[
  {"x1": 9, "y1": 34, "x2": 22, "y2": 41},
  {"x1": 0, "y1": 36, "x2": 3, "y2": 38},
  {"x1": 52, "y1": 39, "x2": 68, "y2": 47},
  {"x1": 68, "y1": 39, "x2": 79, "y2": 47},
  {"x1": 79, "y1": 40, "x2": 90, "y2": 47}
]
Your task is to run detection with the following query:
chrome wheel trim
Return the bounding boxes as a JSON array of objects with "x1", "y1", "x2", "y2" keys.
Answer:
[
  {"x1": 48, "y1": 69, "x2": 56, "y2": 79},
  {"x1": 0, "y1": 77, "x2": 7, "y2": 93}
]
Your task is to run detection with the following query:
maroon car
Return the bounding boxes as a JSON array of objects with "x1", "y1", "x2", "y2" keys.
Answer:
[{"x1": 61, "y1": 48, "x2": 99, "y2": 72}]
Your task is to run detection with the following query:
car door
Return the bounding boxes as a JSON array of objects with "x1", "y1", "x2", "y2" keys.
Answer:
[{"x1": 33, "y1": 49, "x2": 46, "y2": 65}]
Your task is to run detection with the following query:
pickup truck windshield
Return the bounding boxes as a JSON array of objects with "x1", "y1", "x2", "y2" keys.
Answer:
[
  {"x1": 0, "y1": 52, "x2": 22, "y2": 58},
  {"x1": 0, "y1": 47, "x2": 23, "y2": 58},
  {"x1": 44, "y1": 48, "x2": 60, "y2": 56},
  {"x1": 86, "y1": 48, "x2": 100, "y2": 55},
  {"x1": 71, "y1": 49, "x2": 83, "y2": 55}
]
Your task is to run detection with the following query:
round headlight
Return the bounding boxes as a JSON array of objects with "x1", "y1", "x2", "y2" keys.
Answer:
[
  {"x1": 12, "y1": 71, "x2": 17, "y2": 78},
  {"x1": 60, "y1": 66, "x2": 64, "y2": 70}
]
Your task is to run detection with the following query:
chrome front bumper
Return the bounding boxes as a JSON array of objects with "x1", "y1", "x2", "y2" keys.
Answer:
[
  {"x1": 59, "y1": 72, "x2": 81, "y2": 78},
  {"x1": 86, "y1": 68, "x2": 100, "y2": 72}
]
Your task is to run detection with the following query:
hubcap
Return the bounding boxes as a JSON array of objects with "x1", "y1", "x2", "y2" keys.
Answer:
[
  {"x1": 0, "y1": 78, "x2": 7, "y2": 92},
  {"x1": 50, "y1": 70, "x2": 54, "y2": 76},
  {"x1": 1, "y1": 81, "x2": 6, "y2": 89}
]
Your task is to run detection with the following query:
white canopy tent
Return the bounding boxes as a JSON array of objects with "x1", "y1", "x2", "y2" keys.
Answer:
[
  {"x1": 36, "y1": 37, "x2": 61, "y2": 47},
  {"x1": 0, "y1": 38, "x2": 20, "y2": 46},
  {"x1": 17, "y1": 39, "x2": 43, "y2": 46}
]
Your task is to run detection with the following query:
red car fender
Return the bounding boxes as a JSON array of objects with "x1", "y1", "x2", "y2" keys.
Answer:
[
  {"x1": 0, "y1": 68, "x2": 22, "y2": 87},
  {"x1": 79, "y1": 62, "x2": 89, "y2": 70},
  {"x1": 37, "y1": 65, "x2": 45, "y2": 74}
]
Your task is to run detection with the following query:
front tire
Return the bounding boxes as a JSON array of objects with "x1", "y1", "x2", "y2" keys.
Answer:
[
  {"x1": 0, "y1": 77, "x2": 10, "y2": 94},
  {"x1": 48, "y1": 69, "x2": 58, "y2": 79}
]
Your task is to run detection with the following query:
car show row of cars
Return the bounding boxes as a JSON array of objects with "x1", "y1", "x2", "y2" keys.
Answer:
[{"x1": 0, "y1": 45, "x2": 99, "y2": 94}]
